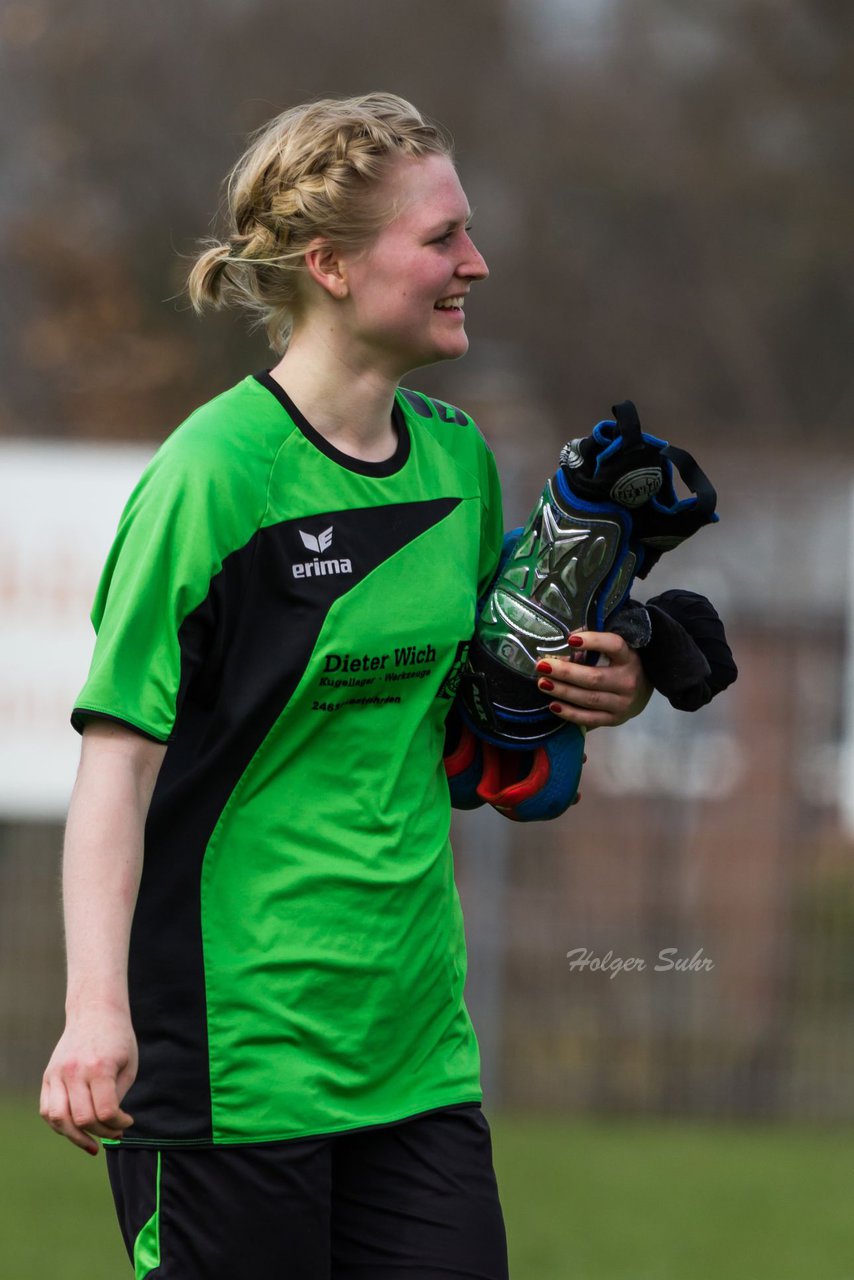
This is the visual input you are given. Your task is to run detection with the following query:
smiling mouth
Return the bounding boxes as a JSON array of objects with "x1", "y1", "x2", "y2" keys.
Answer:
[{"x1": 434, "y1": 296, "x2": 466, "y2": 311}]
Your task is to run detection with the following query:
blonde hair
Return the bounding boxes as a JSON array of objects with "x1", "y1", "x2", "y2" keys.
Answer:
[{"x1": 187, "y1": 92, "x2": 454, "y2": 353}]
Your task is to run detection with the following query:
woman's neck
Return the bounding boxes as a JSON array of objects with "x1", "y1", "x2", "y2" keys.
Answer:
[{"x1": 269, "y1": 330, "x2": 401, "y2": 464}]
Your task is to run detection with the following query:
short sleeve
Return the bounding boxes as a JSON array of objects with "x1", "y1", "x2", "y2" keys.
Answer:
[
  {"x1": 72, "y1": 438, "x2": 261, "y2": 742},
  {"x1": 477, "y1": 443, "x2": 505, "y2": 600}
]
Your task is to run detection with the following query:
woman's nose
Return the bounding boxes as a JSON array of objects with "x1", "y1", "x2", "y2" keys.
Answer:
[{"x1": 461, "y1": 233, "x2": 489, "y2": 281}]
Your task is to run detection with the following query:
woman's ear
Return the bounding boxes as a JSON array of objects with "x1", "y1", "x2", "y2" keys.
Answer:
[{"x1": 304, "y1": 239, "x2": 349, "y2": 300}]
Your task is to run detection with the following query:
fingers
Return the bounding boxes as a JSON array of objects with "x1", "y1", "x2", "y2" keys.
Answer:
[
  {"x1": 567, "y1": 630, "x2": 634, "y2": 662},
  {"x1": 89, "y1": 1075, "x2": 134, "y2": 1136},
  {"x1": 40, "y1": 1064, "x2": 134, "y2": 1156},
  {"x1": 546, "y1": 698, "x2": 622, "y2": 729},
  {"x1": 535, "y1": 636, "x2": 644, "y2": 728},
  {"x1": 536, "y1": 662, "x2": 634, "y2": 718},
  {"x1": 41, "y1": 1073, "x2": 100, "y2": 1155}
]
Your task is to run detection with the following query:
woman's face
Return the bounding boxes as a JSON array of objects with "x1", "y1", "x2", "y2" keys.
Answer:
[{"x1": 338, "y1": 152, "x2": 489, "y2": 375}]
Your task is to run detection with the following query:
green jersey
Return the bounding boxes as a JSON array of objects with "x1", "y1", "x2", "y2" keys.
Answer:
[{"x1": 72, "y1": 371, "x2": 504, "y2": 1146}]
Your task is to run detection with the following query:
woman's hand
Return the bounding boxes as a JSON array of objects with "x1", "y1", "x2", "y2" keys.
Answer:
[
  {"x1": 535, "y1": 631, "x2": 653, "y2": 730},
  {"x1": 40, "y1": 1006, "x2": 137, "y2": 1155}
]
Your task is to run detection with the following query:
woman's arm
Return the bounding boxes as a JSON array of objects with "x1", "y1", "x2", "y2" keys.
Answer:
[{"x1": 40, "y1": 720, "x2": 166, "y2": 1155}]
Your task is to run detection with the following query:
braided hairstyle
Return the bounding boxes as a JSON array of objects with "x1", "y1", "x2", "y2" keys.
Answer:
[{"x1": 187, "y1": 92, "x2": 454, "y2": 353}]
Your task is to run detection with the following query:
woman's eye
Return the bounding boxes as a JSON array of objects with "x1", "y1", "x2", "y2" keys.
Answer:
[{"x1": 432, "y1": 223, "x2": 474, "y2": 246}]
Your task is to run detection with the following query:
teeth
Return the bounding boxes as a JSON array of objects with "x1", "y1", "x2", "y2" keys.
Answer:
[{"x1": 435, "y1": 296, "x2": 465, "y2": 309}]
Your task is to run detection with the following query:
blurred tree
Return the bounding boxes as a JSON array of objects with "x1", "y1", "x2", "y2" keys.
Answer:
[
  {"x1": 512, "y1": 0, "x2": 854, "y2": 447},
  {"x1": 0, "y1": 0, "x2": 508, "y2": 439},
  {"x1": 1, "y1": 0, "x2": 852, "y2": 448}
]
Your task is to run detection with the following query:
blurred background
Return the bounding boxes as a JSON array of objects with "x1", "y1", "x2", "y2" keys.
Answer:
[{"x1": 2, "y1": 1, "x2": 854, "y2": 1276}]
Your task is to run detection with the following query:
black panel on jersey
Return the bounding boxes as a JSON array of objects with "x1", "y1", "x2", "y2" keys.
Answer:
[
  {"x1": 431, "y1": 398, "x2": 470, "y2": 425},
  {"x1": 122, "y1": 497, "x2": 461, "y2": 1144},
  {"x1": 399, "y1": 388, "x2": 433, "y2": 418},
  {"x1": 399, "y1": 387, "x2": 469, "y2": 426}
]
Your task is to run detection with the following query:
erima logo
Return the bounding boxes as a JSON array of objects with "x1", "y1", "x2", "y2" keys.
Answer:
[
  {"x1": 300, "y1": 527, "x2": 333, "y2": 554},
  {"x1": 294, "y1": 525, "x2": 353, "y2": 579}
]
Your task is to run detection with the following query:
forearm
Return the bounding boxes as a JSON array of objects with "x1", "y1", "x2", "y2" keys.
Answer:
[
  {"x1": 43, "y1": 723, "x2": 165, "y2": 1153},
  {"x1": 62, "y1": 725, "x2": 163, "y2": 1015}
]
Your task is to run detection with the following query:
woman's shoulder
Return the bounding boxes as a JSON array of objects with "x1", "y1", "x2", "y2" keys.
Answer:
[
  {"x1": 122, "y1": 375, "x2": 292, "y2": 524},
  {"x1": 397, "y1": 386, "x2": 475, "y2": 429},
  {"x1": 163, "y1": 374, "x2": 296, "y2": 467},
  {"x1": 397, "y1": 385, "x2": 493, "y2": 461}
]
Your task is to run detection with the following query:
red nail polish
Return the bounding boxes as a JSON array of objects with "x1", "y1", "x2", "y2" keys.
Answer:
[
  {"x1": 549, "y1": 702, "x2": 563, "y2": 714},
  {"x1": 535, "y1": 660, "x2": 552, "y2": 674},
  {"x1": 568, "y1": 635, "x2": 584, "y2": 649},
  {"x1": 539, "y1": 678, "x2": 554, "y2": 692}
]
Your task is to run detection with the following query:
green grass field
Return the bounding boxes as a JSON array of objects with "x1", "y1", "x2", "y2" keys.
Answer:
[{"x1": 3, "y1": 1096, "x2": 852, "y2": 1279}]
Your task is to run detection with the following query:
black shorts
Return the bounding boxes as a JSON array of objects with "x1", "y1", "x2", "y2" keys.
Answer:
[{"x1": 105, "y1": 1102, "x2": 509, "y2": 1279}]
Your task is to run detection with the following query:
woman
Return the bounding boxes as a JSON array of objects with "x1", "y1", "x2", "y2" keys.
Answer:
[{"x1": 41, "y1": 92, "x2": 649, "y2": 1278}]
